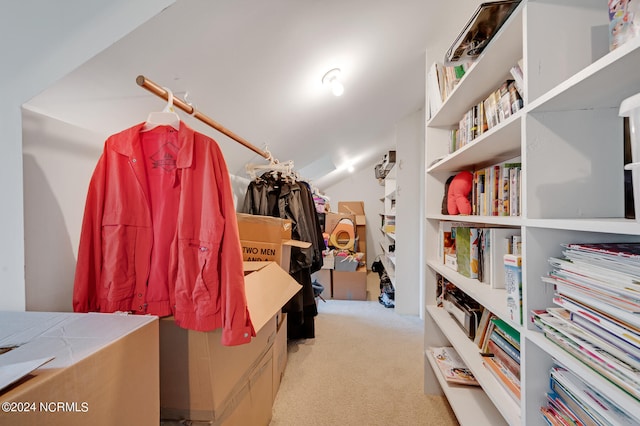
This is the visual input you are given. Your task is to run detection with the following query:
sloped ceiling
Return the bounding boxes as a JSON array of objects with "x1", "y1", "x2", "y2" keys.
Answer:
[{"x1": 25, "y1": 0, "x2": 471, "y2": 189}]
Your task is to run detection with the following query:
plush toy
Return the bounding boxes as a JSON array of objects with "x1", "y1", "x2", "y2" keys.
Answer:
[{"x1": 447, "y1": 170, "x2": 473, "y2": 215}]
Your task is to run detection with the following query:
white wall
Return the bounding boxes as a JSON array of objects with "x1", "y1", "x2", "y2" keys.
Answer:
[
  {"x1": 22, "y1": 109, "x2": 104, "y2": 311},
  {"x1": 325, "y1": 158, "x2": 390, "y2": 270},
  {"x1": 0, "y1": 0, "x2": 174, "y2": 311},
  {"x1": 394, "y1": 109, "x2": 425, "y2": 317},
  {"x1": 21, "y1": 107, "x2": 254, "y2": 312}
]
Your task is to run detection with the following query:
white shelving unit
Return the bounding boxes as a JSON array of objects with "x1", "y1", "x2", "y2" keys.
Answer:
[
  {"x1": 423, "y1": 2, "x2": 640, "y2": 425},
  {"x1": 379, "y1": 166, "x2": 397, "y2": 284}
]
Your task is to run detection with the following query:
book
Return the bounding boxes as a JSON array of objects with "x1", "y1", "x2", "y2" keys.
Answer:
[
  {"x1": 488, "y1": 228, "x2": 521, "y2": 289},
  {"x1": 489, "y1": 329, "x2": 520, "y2": 364},
  {"x1": 473, "y1": 308, "x2": 493, "y2": 346},
  {"x1": 509, "y1": 60, "x2": 525, "y2": 99},
  {"x1": 455, "y1": 226, "x2": 472, "y2": 277},
  {"x1": 429, "y1": 347, "x2": 480, "y2": 386},
  {"x1": 438, "y1": 221, "x2": 458, "y2": 265},
  {"x1": 504, "y1": 254, "x2": 523, "y2": 324},
  {"x1": 551, "y1": 366, "x2": 639, "y2": 425},
  {"x1": 470, "y1": 227, "x2": 480, "y2": 279},
  {"x1": 483, "y1": 356, "x2": 521, "y2": 401},
  {"x1": 491, "y1": 316, "x2": 521, "y2": 349},
  {"x1": 487, "y1": 339, "x2": 520, "y2": 379},
  {"x1": 509, "y1": 166, "x2": 520, "y2": 216}
]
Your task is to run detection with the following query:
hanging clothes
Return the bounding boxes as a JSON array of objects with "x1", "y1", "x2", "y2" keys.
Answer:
[
  {"x1": 241, "y1": 173, "x2": 325, "y2": 339},
  {"x1": 73, "y1": 122, "x2": 255, "y2": 346}
]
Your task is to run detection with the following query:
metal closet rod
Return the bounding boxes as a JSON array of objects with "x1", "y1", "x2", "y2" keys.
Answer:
[{"x1": 136, "y1": 75, "x2": 269, "y2": 159}]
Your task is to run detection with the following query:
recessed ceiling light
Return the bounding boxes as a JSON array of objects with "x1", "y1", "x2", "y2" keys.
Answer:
[{"x1": 322, "y1": 68, "x2": 344, "y2": 97}]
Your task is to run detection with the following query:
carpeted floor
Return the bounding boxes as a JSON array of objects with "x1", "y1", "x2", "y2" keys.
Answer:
[{"x1": 270, "y1": 277, "x2": 459, "y2": 426}]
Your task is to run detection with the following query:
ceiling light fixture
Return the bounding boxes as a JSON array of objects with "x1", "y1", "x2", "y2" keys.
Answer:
[{"x1": 322, "y1": 68, "x2": 344, "y2": 96}]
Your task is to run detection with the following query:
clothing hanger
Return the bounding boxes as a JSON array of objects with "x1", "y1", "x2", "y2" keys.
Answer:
[{"x1": 142, "y1": 87, "x2": 180, "y2": 132}]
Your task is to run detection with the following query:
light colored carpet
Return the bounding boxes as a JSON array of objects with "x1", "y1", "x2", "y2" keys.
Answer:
[{"x1": 270, "y1": 297, "x2": 459, "y2": 426}]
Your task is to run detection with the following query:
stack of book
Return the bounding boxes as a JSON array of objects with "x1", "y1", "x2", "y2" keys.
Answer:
[
  {"x1": 541, "y1": 362, "x2": 639, "y2": 425},
  {"x1": 476, "y1": 314, "x2": 521, "y2": 401},
  {"x1": 438, "y1": 222, "x2": 520, "y2": 288},
  {"x1": 471, "y1": 161, "x2": 522, "y2": 217},
  {"x1": 427, "y1": 61, "x2": 470, "y2": 119},
  {"x1": 533, "y1": 242, "x2": 640, "y2": 419},
  {"x1": 448, "y1": 62, "x2": 524, "y2": 155}
]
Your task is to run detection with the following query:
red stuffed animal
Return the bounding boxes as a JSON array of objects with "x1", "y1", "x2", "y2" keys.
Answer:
[{"x1": 447, "y1": 171, "x2": 473, "y2": 215}]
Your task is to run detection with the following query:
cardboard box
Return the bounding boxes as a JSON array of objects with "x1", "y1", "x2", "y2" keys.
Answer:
[
  {"x1": 219, "y1": 348, "x2": 273, "y2": 426},
  {"x1": 236, "y1": 213, "x2": 291, "y2": 242},
  {"x1": 237, "y1": 213, "x2": 311, "y2": 272},
  {"x1": 324, "y1": 212, "x2": 356, "y2": 235},
  {"x1": 337, "y1": 202, "x2": 367, "y2": 263},
  {"x1": 272, "y1": 313, "x2": 288, "y2": 401},
  {"x1": 338, "y1": 201, "x2": 365, "y2": 215},
  {"x1": 159, "y1": 261, "x2": 301, "y2": 423},
  {"x1": 332, "y1": 266, "x2": 368, "y2": 300},
  {"x1": 0, "y1": 312, "x2": 159, "y2": 426}
]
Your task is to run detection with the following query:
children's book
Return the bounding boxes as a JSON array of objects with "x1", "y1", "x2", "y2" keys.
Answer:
[{"x1": 429, "y1": 346, "x2": 480, "y2": 386}]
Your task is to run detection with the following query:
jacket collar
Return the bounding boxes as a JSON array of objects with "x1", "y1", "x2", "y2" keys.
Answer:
[{"x1": 111, "y1": 121, "x2": 195, "y2": 168}]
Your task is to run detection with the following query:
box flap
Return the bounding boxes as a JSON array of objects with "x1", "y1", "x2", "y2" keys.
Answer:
[
  {"x1": 243, "y1": 261, "x2": 272, "y2": 272},
  {"x1": 282, "y1": 240, "x2": 312, "y2": 248},
  {"x1": 244, "y1": 262, "x2": 301, "y2": 332},
  {"x1": 338, "y1": 201, "x2": 365, "y2": 215}
]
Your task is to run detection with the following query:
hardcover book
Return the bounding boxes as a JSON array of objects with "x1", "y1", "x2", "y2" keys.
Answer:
[{"x1": 504, "y1": 254, "x2": 523, "y2": 324}]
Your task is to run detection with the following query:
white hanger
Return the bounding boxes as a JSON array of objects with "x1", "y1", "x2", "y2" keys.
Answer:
[{"x1": 142, "y1": 87, "x2": 180, "y2": 132}]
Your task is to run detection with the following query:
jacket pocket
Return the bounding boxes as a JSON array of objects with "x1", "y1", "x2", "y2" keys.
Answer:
[
  {"x1": 100, "y1": 224, "x2": 137, "y2": 302},
  {"x1": 175, "y1": 239, "x2": 221, "y2": 315}
]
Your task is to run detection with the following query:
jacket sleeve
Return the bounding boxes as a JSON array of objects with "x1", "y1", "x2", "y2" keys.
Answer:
[
  {"x1": 213, "y1": 143, "x2": 256, "y2": 346},
  {"x1": 73, "y1": 152, "x2": 107, "y2": 312}
]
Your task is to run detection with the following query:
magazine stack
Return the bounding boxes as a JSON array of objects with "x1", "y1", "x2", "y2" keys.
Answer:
[{"x1": 533, "y1": 242, "x2": 640, "y2": 424}]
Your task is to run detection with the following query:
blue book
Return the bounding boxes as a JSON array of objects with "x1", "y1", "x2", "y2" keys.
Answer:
[{"x1": 489, "y1": 329, "x2": 520, "y2": 364}]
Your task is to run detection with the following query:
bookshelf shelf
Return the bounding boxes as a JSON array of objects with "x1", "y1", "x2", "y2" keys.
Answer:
[
  {"x1": 528, "y1": 331, "x2": 640, "y2": 422},
  {"x1": 424, "y1": 1, "x2": 640, "y2": 425},
  {"x1": 426, "y1": 214, "x2": 523, "y2": 227},
  {"x1": 428, "y1": 8, "x2": 523, "y2": 128},
  {"x1": 425, "y1": 348, "x2": 508, "y2": 426},
  {"x1": 427, "y1": 306, "x2": 520, "y2": 426},
  {"x1": 427, "y1": 112, "x2": 522, "y2": 174}
]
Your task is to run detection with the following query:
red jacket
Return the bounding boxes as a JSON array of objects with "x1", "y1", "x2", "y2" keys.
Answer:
[{"x1": 73, "y1": 122, "x2": 255, "y2": 345}]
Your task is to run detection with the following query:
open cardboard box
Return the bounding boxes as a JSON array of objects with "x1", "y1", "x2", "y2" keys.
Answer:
[
  {"x1": 237, "y1": 213, "x2": 311, "y2": 272},
  {"x1": 0, "y1": 312, "x2": 159, "y2": 426},
  {"x1": 160, "y1": 261, "x2": 301, "y2": 424}
]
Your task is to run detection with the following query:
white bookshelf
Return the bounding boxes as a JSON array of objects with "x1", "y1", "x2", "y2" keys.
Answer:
[
  {"x1": 379, "y1": 166, "x2": 397, "y2": 284},
  {"x1": 423, "y1": 1, "x2": 640, "y2": 425}
]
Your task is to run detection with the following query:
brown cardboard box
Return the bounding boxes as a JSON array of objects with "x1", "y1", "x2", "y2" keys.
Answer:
[
  {"x1": 272, "y1": 313, "x2": 288, "y2": 400},
  {"x1": 219, "y1": 348, "x2": 274, "y2": 426},
  {"x1": 237, "y1": 213, "x2": 292, "y2": 242},
  {"x1": 237, "y1": 213, "x2": 311, "y2": 271},
  {"x1": 324, "y1": 212, "x2": 356, "y2": 235},
  {"x1": 337, "y1": 202, "x2": 367, "y2": 263},
  {"x1": 332, "y1": 266, "x2": 368, "y2": 300},
  {"x1": 0, "y1": 312, "x2": 159, "y2": 426},
  {"x1": 159, "y1": 261, "x2": 301, "y2": 423}
]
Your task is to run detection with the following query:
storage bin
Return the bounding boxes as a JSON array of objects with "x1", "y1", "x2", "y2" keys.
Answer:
[{"x1": 334, "y1": 256, "x2": 359, "y2": 272}]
